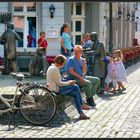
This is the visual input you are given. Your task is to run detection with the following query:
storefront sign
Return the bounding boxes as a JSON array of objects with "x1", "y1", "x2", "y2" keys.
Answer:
[{"x1": 46, "y1": 29, "x2": 59, "y2": 38}]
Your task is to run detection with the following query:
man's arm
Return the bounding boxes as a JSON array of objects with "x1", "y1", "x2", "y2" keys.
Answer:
[
  {"x1": 82, "y1": 58, "x2": 87, "y2": 74},
  {"x1": 89, "y1": 42, "x2": 104, "y2": 55},
  {"x1": 69, "y1": 68, "x2": 82, "y2": 79},
  {"x1": 14, "y1": 31, "x2": 22, "y2": 41},
  {"x1": 0, "y1": 32, "x2": 5, "y2": 44},
  {"x1": 69, "y1": 68, "x2": 85, "y2": 83}
]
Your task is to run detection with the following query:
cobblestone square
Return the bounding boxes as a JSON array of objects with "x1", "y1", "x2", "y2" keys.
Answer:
[{"x1": 0, "y1": 62, "x2": 140, "y2": 138}]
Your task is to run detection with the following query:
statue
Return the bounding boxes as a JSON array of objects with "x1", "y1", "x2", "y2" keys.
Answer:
[
  {"x1": 0, "y1": 23, "x2": 22, "y2": 74},
  {"x1": 29, "y1": 47, "x2": 49, "y2": 76},
  {"x1": 89, "y1": 32, "x2": 107, "y2": 94}
]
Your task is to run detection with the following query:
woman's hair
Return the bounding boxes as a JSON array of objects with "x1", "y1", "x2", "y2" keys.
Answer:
[
  {"x1": 60, "y1": 23, "x2": 70, "y2": 36},
  {"x1": 54, "y1": 54, "x2": 67, "y2": 65},
  {"x1": 40, "y1": 31, "x2": 45, "y2": 36},
  {"x1": 113, "y1": 49, "x2": 123, "y2": 60}
]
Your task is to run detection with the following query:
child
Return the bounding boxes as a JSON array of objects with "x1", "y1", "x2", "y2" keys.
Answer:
[
  {"x1": 103, "y1": 53, "x2": 118, "y2": 93},
  {"x1": 81, "y1": 33, "x2": 92, "y2": 49},
  {"x1": 113, "y1": 50, "x2": 127, "y2": 92}
]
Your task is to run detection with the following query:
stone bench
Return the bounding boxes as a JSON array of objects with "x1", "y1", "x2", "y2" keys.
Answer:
[{"x1": 55, "y1": 88, "x2": 86, "y2": 115}]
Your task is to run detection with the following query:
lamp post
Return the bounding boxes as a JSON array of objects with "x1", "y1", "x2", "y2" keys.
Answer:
[
  {"x1": 136, "y1": 16, "x2": 139, "y2": 31},
  {"x1": 49, "y1": 4, "x2": 55, "y2": 18},
  {"x1": 127, "y1": 12, "x2": 130, "y2": 21},
  {"x1": 109, "y1": 2, "x2": 113, "y2": 54}
]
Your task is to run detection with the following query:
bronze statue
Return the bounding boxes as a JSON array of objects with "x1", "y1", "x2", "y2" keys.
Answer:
[
  {"x1": 89, "y1": 32, "x2": 106, "y2": 94},
  {"x1": 0, "y1": 23, "x2": 22, "y2": 74},
  {"x1": 29, "y1": 47, "x2": 49, "y2": 76}
]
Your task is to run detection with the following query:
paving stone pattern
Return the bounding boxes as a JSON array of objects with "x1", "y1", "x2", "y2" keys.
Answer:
[{"x1": 0, "y1": 62, "x2": 140, "y2": 138}]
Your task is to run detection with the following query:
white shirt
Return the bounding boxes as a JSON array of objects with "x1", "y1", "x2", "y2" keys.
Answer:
[{"x1": 46, "y1": 63, "x2": 70, "y2": 92}]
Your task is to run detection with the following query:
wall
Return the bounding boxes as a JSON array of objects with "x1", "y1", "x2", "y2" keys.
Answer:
[{"x1": 42, "y1": 2, "x2": 64, "y2": 56}]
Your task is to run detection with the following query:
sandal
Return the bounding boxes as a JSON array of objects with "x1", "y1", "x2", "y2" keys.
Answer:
[
  {"x1": 116, "y1": 88, "x2": 122, "y2": 92},
  {"x1": 110, "y1": 89, "x2": 117, "y2": 93},
  {"x1": 121, "y1": 88, "x2": 126, "y2": 91}
]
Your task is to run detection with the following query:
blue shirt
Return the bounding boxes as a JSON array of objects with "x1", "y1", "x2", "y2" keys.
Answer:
[
  {"x1": 82, "y1": 40, "x2": 92, "y2": 49},
  {"x1": 66, "y1": 56, "x2": 84, "y2": 80},
  {"x1": 61, "y1": 32, "x2": 72, "y2": 50}
]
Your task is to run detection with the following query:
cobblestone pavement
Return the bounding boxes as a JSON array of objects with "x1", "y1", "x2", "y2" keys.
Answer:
[{"x1": 0, "y1": 62, "x2": 140, "y2": 138}]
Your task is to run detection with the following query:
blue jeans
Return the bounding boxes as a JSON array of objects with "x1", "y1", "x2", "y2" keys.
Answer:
[{"x1": 59, "y1": 85, "x2": 84, "y2": 114}]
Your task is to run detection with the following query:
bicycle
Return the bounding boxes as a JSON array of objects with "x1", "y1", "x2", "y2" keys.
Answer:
[{"x1": 0, "y1": 72, "x2": 57, "y2": 127}]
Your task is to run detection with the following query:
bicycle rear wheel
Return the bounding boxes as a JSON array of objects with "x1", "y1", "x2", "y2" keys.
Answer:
[{"x1": 19, "y1": 85, "x2": 57, "y2": 125}]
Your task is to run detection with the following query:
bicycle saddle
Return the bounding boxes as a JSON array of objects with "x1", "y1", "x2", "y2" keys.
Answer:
[{"x1": 11, "y1": 72, "x2": 24, "y2": 81}]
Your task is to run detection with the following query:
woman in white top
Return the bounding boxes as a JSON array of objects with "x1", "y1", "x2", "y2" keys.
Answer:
[{"x1": 46, "y1": 54, "x2": 90, "y2": 120}]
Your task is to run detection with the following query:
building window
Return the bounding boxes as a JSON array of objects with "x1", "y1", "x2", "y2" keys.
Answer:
[
  {"x1": 13, "y1": 16, "x2": 24, "y2": 48},
  {"x1": 75, "y1": 21, "x2": 81, "y2": 32},
  {"x1": 27, "y1": 2, "x2": 36, "y2": 12},
  {"x1": 76, "y1": 3, "x2": 82, "y2": 15},
  {"x1": 75, "y1": 35, "x2": 81, "y2": 45},
  {"x1": 27, "y1": 17, "x2": 36, "y2": 48},
  {"x1": 12, "y1": 2, "x2": 37, "y2": 50},
  {"x1": 13, "y1": 2, "x2": 24, "y2": 12},
  {"x1": 71, "y1": 2, "x2": 85, "y2": 45}
]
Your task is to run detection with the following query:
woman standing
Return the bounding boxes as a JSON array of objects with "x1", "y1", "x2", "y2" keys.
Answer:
[
  {"x1": 46, "y1": 54, "x2": 90, "y2": 120},
  {"x1": 60, "y1": 23, "x2": 72, "y2": 58}
]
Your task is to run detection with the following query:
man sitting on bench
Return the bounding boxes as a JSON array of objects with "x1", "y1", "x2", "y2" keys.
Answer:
[{"x1": 66, "y1": 45, "x2": 100, "y2": 107}]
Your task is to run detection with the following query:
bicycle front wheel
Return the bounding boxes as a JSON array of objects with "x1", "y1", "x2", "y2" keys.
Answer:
[{"x1": 19, "y1": 85, "x2": 57, "y2": 125}]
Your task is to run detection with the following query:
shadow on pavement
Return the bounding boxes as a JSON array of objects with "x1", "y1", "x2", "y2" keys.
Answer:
[
  {"x1": 0, "y1": 109, "x2": 80, "y2": 131},
  {"x1": 97, "y1": 91, "x2": 126, "y2": 101},
  {"x1": 126, "y1": 62, "x2": 140, "y2": 77}
]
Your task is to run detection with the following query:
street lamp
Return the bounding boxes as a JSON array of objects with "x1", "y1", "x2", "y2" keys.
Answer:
[
  {"x1": 49, "y1": 4, "x2": 55, "y2": 18},
  {"x1": 109, "y1": 2, "x2": 113, "y2": 54},
  {"x1": 127, "y1": 12, "x2": 131, "y2": 20},
  {"x1": 118, "y1": 7, "x2": 122, "y2": 19},
  {"x1": 136, "y1": 16, "x2": 139, "y2": 31},
  {"x1": 131, "y1": 11, "x2": 135, "y2": 21},
  {"x1": 134, "y1": 2, "x2": 138, "y2": 10}
]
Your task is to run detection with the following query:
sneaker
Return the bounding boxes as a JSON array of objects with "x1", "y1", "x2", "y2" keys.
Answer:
[{"x1": 86, "y1": 98, "x2": 96, "y2": 106}]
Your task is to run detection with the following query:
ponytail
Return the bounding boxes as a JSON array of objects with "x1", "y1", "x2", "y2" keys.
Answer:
[
  {"x1": 60, "y1": 23, "x2": 70, "y2": 36},
  {"x1": 60, "y1": 26, "x2": 64, "y2": 36}
]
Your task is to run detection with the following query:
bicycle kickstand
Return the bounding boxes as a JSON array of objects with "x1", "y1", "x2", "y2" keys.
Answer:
[{"x1": 8, "y1": 111, "x2": 15, "y2": 130}]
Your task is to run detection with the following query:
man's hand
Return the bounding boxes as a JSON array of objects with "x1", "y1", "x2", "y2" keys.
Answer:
[
  {"x1": 69, "y1": 80, "x2": 76, "y2": 85},
  {"x1": 64, "y1": 48, "x2": 67, "y2": 54},
  {"x1": 79, "y1": 77, "x2": 85, "y2": 84}
]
